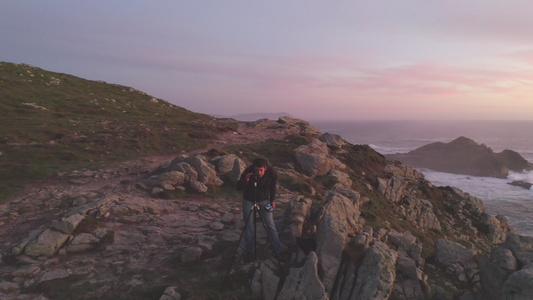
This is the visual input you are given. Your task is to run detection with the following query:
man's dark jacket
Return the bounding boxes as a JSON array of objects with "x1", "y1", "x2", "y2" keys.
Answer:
[{"x1": 236, "y1": 166, "x2": 277, "y2": 203}]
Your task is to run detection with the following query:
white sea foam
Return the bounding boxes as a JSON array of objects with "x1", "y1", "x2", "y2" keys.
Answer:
[{"x1": 508, "y1": 171, "x2": 533, "y2": 185}]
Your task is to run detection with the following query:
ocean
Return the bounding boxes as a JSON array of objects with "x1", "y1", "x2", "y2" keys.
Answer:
[{"x1": 311, "y1": 120, "x2": 533, "y2": 237}]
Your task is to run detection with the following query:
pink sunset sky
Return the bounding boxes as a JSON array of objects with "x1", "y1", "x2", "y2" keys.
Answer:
[{"x1": 2, "y1": 1, "x2": 533, "y2": 121}]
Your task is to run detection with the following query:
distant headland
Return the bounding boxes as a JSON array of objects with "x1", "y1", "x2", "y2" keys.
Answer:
[{"x1": 386, "y1": 136, "x2": 533, "y2": 178}]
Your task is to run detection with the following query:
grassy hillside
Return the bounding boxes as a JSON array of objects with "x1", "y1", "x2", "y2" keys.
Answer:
[{"x1": 0, "y1": 62, "x2": 237, "y2": 201}]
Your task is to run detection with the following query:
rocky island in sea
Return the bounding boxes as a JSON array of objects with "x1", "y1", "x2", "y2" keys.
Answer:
[
  {"x1": 1, "y1": 63, "x2": 533, "y2": 300},
  {"x1": 386, "y1": 136, "x2": 533, "y2": 178}
]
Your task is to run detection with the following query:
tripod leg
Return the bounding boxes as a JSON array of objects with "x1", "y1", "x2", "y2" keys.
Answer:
[
  {"x1": 256, "y1": 206, "x2": 282, "y2": 261},
  {"x1": 221, "y1": 203, "x2": 255, "y2": 289}
]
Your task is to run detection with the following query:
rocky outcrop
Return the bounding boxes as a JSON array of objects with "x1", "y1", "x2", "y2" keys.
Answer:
[
  {"x1": 2, "y1": 117, "x2": 533, "y2": 300},
  {"x1": 294, "y1": 139, "x2": 347, "y2": 177},
  {"x1": 386, "y1": 136, "x2": 533, "y2": 178},
  {"x1": 277, "y1": 252, "x2": 328, "y2": 300}
]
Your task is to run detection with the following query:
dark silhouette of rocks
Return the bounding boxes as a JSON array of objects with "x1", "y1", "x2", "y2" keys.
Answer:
[{"x1": 387, "y1": 136, "x2": 533, "y2": 178}]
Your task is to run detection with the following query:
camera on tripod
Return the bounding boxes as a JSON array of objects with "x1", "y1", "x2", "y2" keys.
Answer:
[{"x1": 249, "y1": 170, "x2": 260, "y2": 183}]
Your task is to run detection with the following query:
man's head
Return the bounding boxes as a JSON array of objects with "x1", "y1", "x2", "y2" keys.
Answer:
[{"x1": 253, "y1": 158, "x2": 268, "y2": 177}]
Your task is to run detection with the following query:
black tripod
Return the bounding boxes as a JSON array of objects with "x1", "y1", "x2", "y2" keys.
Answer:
[{"x1": 222, "y1": 182, "x2": 278, "y2": 289}]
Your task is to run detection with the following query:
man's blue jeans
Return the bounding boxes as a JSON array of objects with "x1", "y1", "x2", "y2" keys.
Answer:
[{"x1": 243, "y1": 200, "x2": 281, "y2": 254}]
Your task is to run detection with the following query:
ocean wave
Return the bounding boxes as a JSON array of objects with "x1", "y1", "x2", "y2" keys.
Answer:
[
  {"x1": 508, "y1": 170, "x2": 533, "y2": 185},
  {"x1": 369, "y1": 144, "x2": 413, "y2": 155}
]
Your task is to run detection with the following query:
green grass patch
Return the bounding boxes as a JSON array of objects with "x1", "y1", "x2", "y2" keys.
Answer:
[{"x1": 0, "y1": 62, "x2": 237, "y2": 202}]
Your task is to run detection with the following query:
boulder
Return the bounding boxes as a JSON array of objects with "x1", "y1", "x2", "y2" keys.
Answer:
[
  {"x1": 387, "y1": 230, "x2": 416, "y2": 253},
  {"x1": 51, "y1": 213, "x2": 85, "y2": 234},
  {"x1": 170, "y1": 162, "x2": 198, "y2": 182},
  {"x1": 181, "y1": 246, "x2": 203, "y2": 263},
  {"x1": 24, "y1": 229, "x2": 70, "y2": 257},
  {"x1": 319, "y1": 132, "x2": 346, "y2": 150},
  {"x1": 316, "y1": 215, "x2": 346, "y2": 294},
  {"x1": 328, "y1": 169, "x2": 352, "y2": 188},
  {"x1": 479, "y1": 247, "x2": 517, "y2": 299},
  {"x1": 399, "y1": 197, "x2": 441, "y2": 231},
  {"x1": 228, "y1": 157, "x2": 246, "y2": 183},
  {"x1": 159, "y1": 171, "x2": 187, "y2": 187},
  {"x1": 434, "y1": 239, "x2": 474, "y2": 268},
  {"x1": 283, "y1": 195, "x2": 313, "y2": 247},
  {"x1": 216, "y1": 154, "x2": 239, "y2": 175},
  {"x1": 378, "y1": 176, "x2": 408, "y2": 203},
  {"x1": 351, "y1": 241, "x2": 398, "y2": 300},
  {"x1": 67, "y1": 233, "x2": 100, "y2": 253},
  {"x1": 500, "y1": 263, "x2": 533, "y2": 300},
  {"x1": 502, "y1": 233, "x2": 533, "y2": 266},
  {"x1": 185, "y1": 155, "x2": 217, "y2": 185},
  {"x1": 277, "y1": 252, "x2": 328, "y2": 300},
  {"x1": 294, "y1": 139, "x2": 332, "y2": 177},
  {"x1": 188, "y1": 180, "x2": 208, "y2": 193},
  {"x1": 159, "y1": 286, "x2": 181, "y2": 300}
]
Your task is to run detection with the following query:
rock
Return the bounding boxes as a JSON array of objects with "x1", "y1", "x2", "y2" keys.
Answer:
[
  {"x1": 181, "y1": 247, "x2": 203, "y2": 263},
  {"x1": 67, "y1": 233, "x2": 100, "y2": 253},
  {"x1": 170, "y1": 162, "x2": 198, "y2": 182},
  {"x1": 208, "y1": 222, "x2": 224, "y2": 231},
  {"x1": 328, "y1": 169, "x2": 352, "y2": 188},
  {"x1": 316, "y1": 215, "x2": 347, "y2": 294},
  {"x1": 507, "y1": 180, "x2": 532, "y2": 190},
  {"x1": 216, "y1": 154, "x2": 239, "y2": 175},
  {"x1": 159, "y1": 286, "x2": 181, "y2": 300},
  {"x1": 387, "y1": 230, "x2": 417, "y2": 253},
  {"x1": 399, "y1": 197, "x2": 441, "y2": 230},
  {"x1": 479, "y1": 247, "x2": 517, "y2": 299},
  {"x1": 500, "y1": 263, "x2": 533, "y2": 300},
  {"x1": 36, "y1": 269, "x2": 72, "y2": 284},
  {"x1": 228, "y1": 157, "x2": 246, "y2": 183},
  {"x1": 0, "y1": 281, "x2": 20, "y2": 292},
  {"x1": 260, "y1": 259, "x2": 280, "y2": 300},
  {"x1": 351, "y1": 241, "x2": 398, "y2": 300},
  {"x1": 502, "y1": 233, "x2": 533, "y2": 266},
  {"x1": 188, "y1": 180, "x2": 208, "y2": 193},
  {"x1": 277, "y1": 252, "x2": 328, "y2": 300},
  {"x1": 185, "y1": 155, "x2": 216, "y2": 184},
  {"x1": 51, "y1": 213, "x2": 85, "y2": 234},
  {"x1": 315, "y1": 190, "x2": 362, "y2": 293},
  {"x1": 294, "y1": 139, "x2": 332, "y2": 177},
  {"x1": 322, "y1": 189, "x2": 362, "y2": 236},
  {"x1": 319, "y1": 132, "x2": 346, "y2": 150},
  {"x1": 378, "y1": 175, "x2": 408, "y2": 203},
  {"x1": 197, "y1": 235, "x2": 217, "y2": 250},
  {"x1": 396, "y1": 256, "x2": 420, "y2": 281},
  {"x1": 24, "y1": 229, "x2": 70, "y2": 257},
  {"x1": 434, "y1": 239, "x2": 474, "y2": 268},
  {"x1": 159, "y1": 171, "x2": 187, "y2": 187},
  {"x1": 282, "y1": 195, "x2": 313, "y2": 247}
]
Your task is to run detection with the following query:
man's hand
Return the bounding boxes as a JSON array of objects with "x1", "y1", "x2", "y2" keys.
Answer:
[{"x1": 245, "y1": 172, "x2": 254, "y2": 182}]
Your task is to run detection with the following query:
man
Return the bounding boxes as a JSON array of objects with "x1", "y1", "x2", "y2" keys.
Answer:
[{"x1": 236, "y1": 158, "x2": 282, "y2": 262}]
